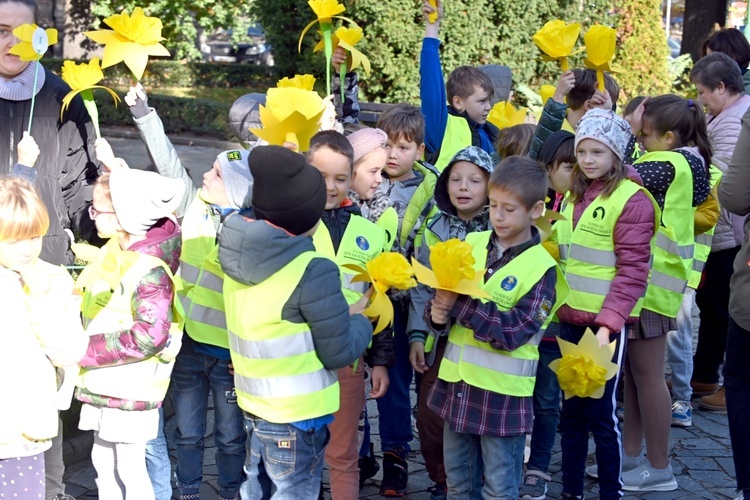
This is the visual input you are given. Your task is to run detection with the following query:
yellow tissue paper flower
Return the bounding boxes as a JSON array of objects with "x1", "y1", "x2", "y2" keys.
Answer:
[
  {"x1": 9, "y1": 24, "x2": 57, "y2": 61},
  {"x1": 487, "y1": 101, "x2": 528, "y2": 130},
  {"x1": 277, "y1": 74, "x2": 316, "y2": 91},
  {"x1": 411, "y1": 239, "x2": 490, "y2": 299},
  {"x1": 532, "y1": 20, "x2": 581, "y2": 71},
  {"x1": 583, "y1": 25, "x2": 619, "y2": 90},
  {"x1": 334, "y1": 25, "x2": 370, "y2": 76},
  {"x1": 60, "y1": 59, "x2": 121, "y2": 137},
  {"x1": 85, "y1": 7, "x2": 170, "y2": 81},
  {"x1": 539, "y1": 85, "x2": 557, "y2": 106},
  {"x1": 549, "y1": 327, "x2": 619, "y2": 399},
  {"x1": 309, "y1": 0, "x2": 346, "y2": 21},
  {"x1": 343, "y1": 252, "x2": 417, "y2": 334},
  {"x1": 250, "y1": 86, "x2": 324, "y2": 152}
]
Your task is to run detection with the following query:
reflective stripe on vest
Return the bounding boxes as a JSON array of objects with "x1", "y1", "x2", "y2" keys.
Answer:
[
  {"x1": 433, "y1": 115, "x2": 474, "y2": 172},
  {"x1": 437, "y1": 230, "x2": 569, "y2": 397},
  {"x1": 179, "y1": 195, "x2": 230, "y2": 348},
  {"x1": 557, "y1": 179, "x2": 658, "y2": 317},
  {"x1": 635, "y1": 151, "x2": 695, "y2": 317},
  {"x1": 313, "y1": 214, "x2": 390, "y2": 305},
  {"x1": 224, "y1": 251, "x2": 339, "y2": 422},
  {"x1": 78, "y1": 239, "x2": 184, "y2": 403},
  {"x1": 688, "y1": 165, "x2": 722, "y2": 288}
]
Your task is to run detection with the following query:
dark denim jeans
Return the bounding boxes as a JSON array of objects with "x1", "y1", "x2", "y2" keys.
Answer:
[
  {"x1": 375, "y1": 299, "x2": 414, "y2": 453},
  {"x1": 241, "y1": 415, "x2": 329, "y2": 500},
  {"x1": 171, "y1": 337, "x2": 246, "y2": 498},
  {"x1": 725, "y1": 317, "x2": 750, "y2": 496},
  {"x1": 527, "y1": 336, "x2": 562, "y2": 474}
]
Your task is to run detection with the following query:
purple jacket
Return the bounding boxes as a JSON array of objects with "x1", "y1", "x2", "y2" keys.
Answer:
[{"x1": 557, "y1": 168, "x2": 656, "y2": 332}]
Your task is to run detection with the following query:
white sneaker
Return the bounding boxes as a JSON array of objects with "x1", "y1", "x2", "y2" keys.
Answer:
[
  {"x1": 622, "y1": 459, "x2": 678, "y2": 492},
  {"x1": 585, "y1": 451, "x2": 643, "y2": 479},
  {"x1": 671, "y1": 401, "x2": 693, "y2": 427}
]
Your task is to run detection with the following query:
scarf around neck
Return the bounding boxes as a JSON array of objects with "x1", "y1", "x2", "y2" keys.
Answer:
[{"x1": 0, "y1": 61, "x2": 46, "y2": 101}]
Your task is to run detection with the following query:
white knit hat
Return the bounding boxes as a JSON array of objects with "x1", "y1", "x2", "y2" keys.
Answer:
[
  {"x1": 109, "y1": 169, "x2": 184, "y2": 235},
  {"x1": 216, "y1": 149, "x2": 253, "y2": 210}
]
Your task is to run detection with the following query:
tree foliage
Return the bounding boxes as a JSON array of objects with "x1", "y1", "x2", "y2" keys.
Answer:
[
  {"x1": 614, "y1": 0, "x2": 671, "y2": 101},
  {"x1": 67, "y1": 0, "x2": 253, "y2": 60}
]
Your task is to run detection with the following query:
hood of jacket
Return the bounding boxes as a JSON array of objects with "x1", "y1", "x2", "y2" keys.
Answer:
[
  {"x1": 434, "y1": 146, "x2": 494, "y2": 216},
  {"x1": 218, "y1": 216, "x2": 316, "y2": 286},
  {"x1": 127, "y1": 216, "x2": 181, "y2": 274}
]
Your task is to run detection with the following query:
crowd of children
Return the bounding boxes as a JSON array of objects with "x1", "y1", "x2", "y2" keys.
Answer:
[{"x1": 3, "y1": 0, "x2": 750, "y2": 499}]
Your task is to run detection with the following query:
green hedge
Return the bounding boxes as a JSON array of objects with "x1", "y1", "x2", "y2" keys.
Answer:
[{"x1": 41, "y1": 59, "x2": 284, "y2": 89}]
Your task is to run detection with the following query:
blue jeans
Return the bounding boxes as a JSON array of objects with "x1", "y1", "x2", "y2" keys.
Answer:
[
  {"x1": 666, "y1": 287, "x2": 695, "y2": 402},
  {"x1": 375, "y1": 299, "x2": 414, "y2": 454},
  {"x1": 559, "y1": 322, "x2": 626, "y2": 500},
  {"x1": 725, "y1": 317, "x2": 750, "y2": 494},
  {"x1": 172, "y1": 337, "x2": 246, "y2": 498},
  {"x1": 443, "y1": 426, "x2": 524, "y2": 499},
  {"x1": 241, "y1": 415, "x2": 329, "y2": 500},
  {"x1": 527, "y1": 336, "x2": 562, "y2": 474},
  {"x1": 146, "y1": 407, "x2": 173, "y2": 500}
]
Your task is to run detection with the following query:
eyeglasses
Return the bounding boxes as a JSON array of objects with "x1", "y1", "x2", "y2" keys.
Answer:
[{"x1": 88, "y1": 205, "x2": 115, "y2": 220}]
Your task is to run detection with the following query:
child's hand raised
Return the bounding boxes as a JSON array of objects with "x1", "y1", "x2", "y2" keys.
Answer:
[
  {"x1": 95, "y1": 138, "x2": 129, "y2": 172},
  {"x1": 17, "y1": 131, "x2": 40, "y2": 168},
  {"x1": 331, "y1": 46, "x2": 351, "y2": 74},
  {"x1": 423, "y1": 0, "x2": 442, "y2": 36},
  {"x1": 124, "y1": 83, "x2": 150, "y2": 119},
  {"x1": 589, "y1": 89, "x2": 613, "y2": 113},
  {"x1": 625, "y1": 96, "x2": 648, "y2": 137},
  {"x1": 553, "y1": 70, "x2": 575, "y2": 104}
]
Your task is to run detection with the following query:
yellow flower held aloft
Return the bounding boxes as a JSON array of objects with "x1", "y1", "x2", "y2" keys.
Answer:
[
  {"x1": 277, "y1": 74, "x2": 316, "y2": 91},
  {"x1": 584, "y1": 24, "x2": 617, "y2": 68},
  {"x1": 487, "y1": 101, "x2": 528, "y2": 130},
  {"x1": 9, "y1": 24, "x2": 57, "y2": 61},
  {"x1": 61, "y1": 58, "x2": 105, "y2": 89},
  {"x1": 250, "y1": 86, "x2": 324, "y2": 152},
  {"x1": 308, "y1": 0, "x2": 346, "y2": 21},
  {"x1": 533, "y1": 20, "x2": 581, "y2": 66}
]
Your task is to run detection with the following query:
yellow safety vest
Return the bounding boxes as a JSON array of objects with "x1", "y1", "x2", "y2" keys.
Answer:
[
  {"x1": 78, "y1": 241, "x2": 184, "y2": 403},
  {"x1": 178, "y1": 194, "x2": 230, "y2": 348},
  {"x1": 635, "y1": 151, "x2": 695, "y2": 318},
  {"x1": 224, "y1": 251, "x2": 340, "y2": 423},
  {"x1": 313, "y1": 210, "x2": 396, "y2": 304},
  {"x1": 434, "y1": 114, "x2": 474, "y2": 172},
  {"x1": 688, "y1": 165, "x2": 723, "y2": 288},
  {"x1": 437, "y1": 231, "x2": 569, "y2": 397},
  {"x1": 556, "y1": 179, "x2": 659, "y2": 317}
]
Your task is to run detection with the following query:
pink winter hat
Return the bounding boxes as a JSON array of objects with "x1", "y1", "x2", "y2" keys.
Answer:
[{"x1": 347, "y1": 127, "x2": 388, "y2": 164}]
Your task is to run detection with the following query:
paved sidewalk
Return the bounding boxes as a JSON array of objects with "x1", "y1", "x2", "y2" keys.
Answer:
[{"x1": 62, "y1": 135, "x2": 740, "y2": 499}]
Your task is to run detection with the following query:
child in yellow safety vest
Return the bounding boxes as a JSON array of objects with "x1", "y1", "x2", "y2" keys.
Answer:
[
  {"x1": 426, "y1": 156, "x2": 564, "y2": 497},
  {"x1": 611, "y1": 95, "x2": 712, "y2": 492},
  {"x1": 76, "y1": 168, "x2": 185, "y2": 500},
  {"x1": 550, "y1": 109, "x2": 657, "y2": 500},
  {"x1": 0, "y1": 177, "x2": 87, "y2": 500}
]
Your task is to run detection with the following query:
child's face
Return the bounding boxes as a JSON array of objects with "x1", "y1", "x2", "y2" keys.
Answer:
[
  {"x1": 488, "y1": 186, "x2": 543, "y2": 249},
  {"x1": 454, "y1": 86, "x2": 492, "y2": 125},
  {"x1": 548, "y1": 161, "x2": 574, "y2": 194},
  {"x1": 91, "y1": 187, "x2": 121, "y2": 239},
  {"x1": 351, "y1": 147, "x2": 387, "y2": 200},
  {"x1": 447, "y1": 161, "x2": 488, "y2": 221},
  {"x1": 384, "y1": 135, "x2": 424, "y2": 181},
  {"x1": 638, "y1": 120, "x2": 673, "y2": 153},
  {"x1": 575, "y1": 139, "x2": 617, "y2": 181},
  {"x1": 0, "y1": 236, "x2": 42, "y2": 271},
  {"x1": 308, "y1": 146, "x2": 351, "y2": 210},
  {"x1": 200, "y1": 160, "x2": 230, "y2": 207}
]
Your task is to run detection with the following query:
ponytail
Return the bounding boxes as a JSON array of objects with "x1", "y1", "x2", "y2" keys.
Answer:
[{"x1": 642, "y1": 94, "x2": 712, "y2": 176}]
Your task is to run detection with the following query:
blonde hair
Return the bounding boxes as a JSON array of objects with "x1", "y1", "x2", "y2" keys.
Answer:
[
  {"x1": 0, "y1": 176, "x2": 49, "y2": 242},
  {"x1": 93, "y1": 173, "x2": 113, "y2": 205}
]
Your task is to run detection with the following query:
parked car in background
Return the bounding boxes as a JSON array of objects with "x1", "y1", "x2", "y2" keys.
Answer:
[
  {"x1": 668, "y1": 37, "x2": 681, "y2": 59},
  {"x1": 201, "y1": 24, "x2": 274, "y2": 65}
]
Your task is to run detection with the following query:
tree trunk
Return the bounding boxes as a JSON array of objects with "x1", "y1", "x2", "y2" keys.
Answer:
[{"x1": 681, "y1": 0, "x2": 728, "y2": 60}]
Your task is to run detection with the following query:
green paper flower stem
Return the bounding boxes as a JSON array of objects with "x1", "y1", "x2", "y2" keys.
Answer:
[
  {"x1": 340, "y1": 59, "x2": 348, "y2": 102},
  {"x1": 27, "y1": 59, "x2": 41, "y2": 134},
  {"x1": 321, "y1": 21, "x2": 333, "y2": 96},
  {"x1": 81, "y1": 89, "x2": 101, "y2": 139}
]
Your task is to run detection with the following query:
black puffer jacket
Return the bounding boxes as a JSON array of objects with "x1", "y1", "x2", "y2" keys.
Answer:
[
  {"x1": 0, "y1": 69, "x2": 99, "y2": 265},
  {"x1": 322, "y1": 202, "x2": 396, "y2": 367}
]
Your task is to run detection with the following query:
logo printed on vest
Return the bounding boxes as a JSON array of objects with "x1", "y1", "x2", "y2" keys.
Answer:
[
  {"x1": 227, "y1": 150, "x2": 242, "y2": 161},
  {"x1": 593, "y1": 206, "x2": 606, "y2": 220},
  {"x1": 501, "y1": 276, "x2": 517, "y2": 291},
  {"x1": 356, "y1": 236, "x2": 370, "y2": 250}
]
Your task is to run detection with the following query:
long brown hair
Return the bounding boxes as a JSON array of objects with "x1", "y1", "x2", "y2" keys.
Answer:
[{"x1": 567, "y1": 155, "x2": 628, "y2": 203}]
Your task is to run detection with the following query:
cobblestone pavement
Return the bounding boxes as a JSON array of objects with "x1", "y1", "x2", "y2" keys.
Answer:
[{"x1": 62, "y1": 135, "x2": 740, "y2": 499}]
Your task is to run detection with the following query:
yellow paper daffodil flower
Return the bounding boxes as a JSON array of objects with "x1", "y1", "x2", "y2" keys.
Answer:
[
  {"x1": 539, "y1": 84, "x2": 557, "y2": 106},
  {"x1": 532, "y1": 20, "x2": 582, "y2": 72},
  {"x1": 250, "y1": 86, "x2": 324, "y2": 152},
  {"x1": 583, "y1": 25, "x2": 619, "y2": 91},
  {"x1": 60, "y1": 58, "x2": 121, "y2": 138},
  {"x1": 298, "y1": 0, "x2": 357, "y2": 95},
  {"x1": 412, "y1": 239, "x2": 490, "y2": 298},
  {"x1": 73, "y1": 238, "x2": 141, "y2": 292},
  {"x1": 534, "y1": 208, "x2": 566, "y2": 236},
  {"x1": 9, "y1": 24, "x2": 57, "y2": 61},
  {"x1": 549, "y1": 328, "x2": 619, "y2": 399},
  {"x1": 85, "y1": 7, "x2": 170, "y2": 81},
  {"x1": 344, "y1": 252, "x2": 416, "y2": 334},
  {"x1": 277, "y1": 74, "x2": 316, "y2": 91},
  {"x1": 334, "y1": 25, "x2": 370, "y2": 76},
  {"x1": 487, "y1": 101, "x2": 528, "y2": 130}
]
